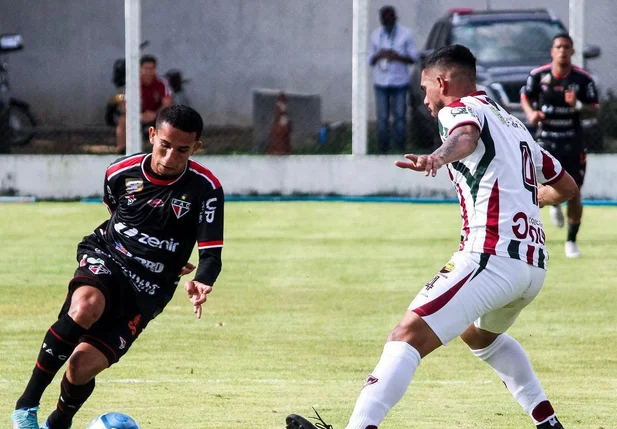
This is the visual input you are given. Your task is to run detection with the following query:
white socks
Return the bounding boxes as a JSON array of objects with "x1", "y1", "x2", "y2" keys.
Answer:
[
  {"x1": 471, "y1": 334, "x2": 554, "y2": 424},
  {"x1": 346, "y1": 341, "x2": 421, "y2": 429}
]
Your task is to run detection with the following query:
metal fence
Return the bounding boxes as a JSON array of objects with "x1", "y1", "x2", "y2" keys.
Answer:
[{"x1": 1, "y1": 0, "x2": 616, "y2": 155}]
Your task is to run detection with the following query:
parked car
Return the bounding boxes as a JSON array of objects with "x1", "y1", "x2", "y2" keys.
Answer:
[{"x1": 409, "y1": 8, "x2": 603, "y2": 151}]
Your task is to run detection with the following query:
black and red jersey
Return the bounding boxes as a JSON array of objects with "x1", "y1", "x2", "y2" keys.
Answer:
[
  {"x1": 523, "y1": 64, "x2": 599, "y2": 154},
  {"x1": 94, "y1": 153, "x2": 224, "y2": 315}
]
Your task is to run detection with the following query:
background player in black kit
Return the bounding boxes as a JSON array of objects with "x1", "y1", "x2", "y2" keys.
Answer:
[
  {"x1": 11, "y1": 105, "x2": 224, "y2": 429},
  {"x1": 521, "y1": 33, "x2": 599, "y2": 258}
]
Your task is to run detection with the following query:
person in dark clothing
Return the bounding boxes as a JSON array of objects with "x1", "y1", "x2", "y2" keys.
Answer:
[
  {"x1": 12, "y1": 105, "x2": 224, "y2": 429},
  {"x1": 521, "y1": 33, "x2": 599, "y2": 258}
]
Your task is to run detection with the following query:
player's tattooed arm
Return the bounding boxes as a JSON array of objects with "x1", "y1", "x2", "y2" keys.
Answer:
[
  {"x1": 432, "y1": 125, "x2": 479, "y2": 164},
  {"x1": 395, "y1": 125, "x2": 479, "y2": 177}
]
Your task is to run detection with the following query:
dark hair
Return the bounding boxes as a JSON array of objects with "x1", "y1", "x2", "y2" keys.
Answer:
[
  {"x1": 423, "y1": 44, "x2": 476, "y2": 80},
  {"x1": 156, "y1": 105, "x2": 204, "y2": 140},
  {"x1": 140, "y1": 54, "x2": 157, "y2": 66},
  {"x1": 379, "y1": 5, "x2": 396, "y2": 19},
  {"x1": 552, "y1": 32, "x2": 574, "y2": 47}
]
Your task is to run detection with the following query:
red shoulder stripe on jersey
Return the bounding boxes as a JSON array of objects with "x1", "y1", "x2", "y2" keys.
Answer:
[
  {"x1": 449, "y1": 120, "x2": 481, "y2": 135},
  {"x1": 106, "y1": 154, "x2": 145, "y2": 179},
  {"x1": 482, "y1": 180, "x2": 500, "y2": 255},
  {"x1": 572, "y1": 65, "x2": 593, "y2": 79},
  {"x1": 412, "y1": 270, "x2": 475, "y2": 317},
  {"x1": 542, "y1": 168, "x2": 564, "y2": 186},
  {"x1": 540, "y1": 150, "x2": 558, "y2": 182},
  {"x1": 530, "y1": 63, "x2": 551, "y2": 75},
  {"x1": 189, "y1": 160, "x2": 222, "y2": 189},
  {"x1": 526, "y1": 244, "x2": 535, "y2": 265},
  {"x1": 198, "y1": 240, "x2": 224, "y2": 249}
]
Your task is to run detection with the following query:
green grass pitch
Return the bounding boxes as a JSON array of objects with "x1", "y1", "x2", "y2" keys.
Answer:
[{"x1": 1, "y1": 202, "x2": 615, "y2": 428}]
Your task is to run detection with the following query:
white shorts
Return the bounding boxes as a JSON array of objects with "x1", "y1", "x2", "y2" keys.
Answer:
[{"x1": 408, "y1": 251, "x2": 546, "y2": 345}]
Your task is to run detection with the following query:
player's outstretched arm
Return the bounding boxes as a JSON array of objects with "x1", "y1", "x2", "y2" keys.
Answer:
[
  {"x1": 538, "y1": 171, "x2": 578, "y2": 208},
  {"x1": 395, "y1": 124, "x2": 479, "y2": 177}
]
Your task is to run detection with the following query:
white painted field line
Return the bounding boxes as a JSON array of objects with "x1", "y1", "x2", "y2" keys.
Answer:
[{"x1": 0, "y1": 378, "x2": 494, "y2": 386}]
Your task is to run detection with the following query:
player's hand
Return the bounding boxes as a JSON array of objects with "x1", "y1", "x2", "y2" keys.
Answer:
[
  {"x1": 564, "y1": 89, "x2": 577, "y2": 107},
  {"x1": 395, "y1": 153, "x2": 445, "y2": 177},
  {"x1": 184, "y1": 280, "x2": 212, "y2": 319},
  {"x1": 529, "y1": 111, "x2": 545, "y2": 126},
  {"x1": 179, "y1": 262, "x2": 196, "y2": 276}
]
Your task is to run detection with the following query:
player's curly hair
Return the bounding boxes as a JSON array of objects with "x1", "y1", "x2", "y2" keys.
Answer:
[
  {"x1": 423, "y1": 44, "x2": 476, "y2": 82},
  {"x1": 156, "y1": 105, "x2": 204, "y2": 140}
]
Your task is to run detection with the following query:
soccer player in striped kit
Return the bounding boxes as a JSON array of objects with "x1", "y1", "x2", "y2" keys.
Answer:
[{"x1": 288, "y1": 45, "x2": 579, "y2": 429}]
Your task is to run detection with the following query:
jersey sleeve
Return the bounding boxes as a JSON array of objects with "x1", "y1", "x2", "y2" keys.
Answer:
[
  {"x1": 437, "y1": 102, "x2": 483, "y2": 138},
  {"x1": 522, "y1": 72, "x2": 541, "y2": 101},
  {"x1": 103, "y1": 164, "x2": 121, "y2": 214},
  {"x1": 193, "y1": 186, "x2": 224, "y2": 286},
  {"x1": 532, "y1": 144, "x2": 564, "y2": 185}
]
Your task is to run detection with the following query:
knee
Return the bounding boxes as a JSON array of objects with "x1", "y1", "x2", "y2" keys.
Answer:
[
  {"x1": 66, "y1": 349, "x2": 106, "y2": 384},
  {"x1": 68, "y1": 289, "x2": 105, "y2": 328},
  {"x1": 461, "y1": 326, "x2": 500, "y2": 350},
  {"x1": 387, "y1": 316, "x2": 435, "y2": 354}
]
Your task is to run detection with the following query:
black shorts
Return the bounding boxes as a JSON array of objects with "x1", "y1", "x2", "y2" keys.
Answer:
[
  {"x1": 554, "y1": 153, "x2": 587, "y2": 187},
  {"x1": 537, "y1": 140, "x2": 586, "y2": 187},
  {"x1": 59, "y1": 236, "x2": 151, "y2": 366}
]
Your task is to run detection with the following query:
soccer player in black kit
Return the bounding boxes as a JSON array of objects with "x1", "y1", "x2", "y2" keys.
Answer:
[
  {"x1": 11, "y1": 105, "x2": 224, "y2": 429},
  {"x1": 521, "y1": 33, "x2": 599, "y2": 258}
]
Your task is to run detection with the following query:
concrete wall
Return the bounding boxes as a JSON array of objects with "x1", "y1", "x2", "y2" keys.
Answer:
[
  {"x1": 1, "y1": 0, "x2": 615, "y2": 126},
  {"x1": 2, "y1": 154, "x2": 617, "y2": 200}
]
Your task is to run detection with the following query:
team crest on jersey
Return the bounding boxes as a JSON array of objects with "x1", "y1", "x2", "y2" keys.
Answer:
[
  {"x1": 125, "y1": 178, "x2": 144, "y2": 193},
  {"x1": 125, "y1": 194, "x2": 136, "y2": 205},
  {"x1": 541, "y1": 73, "x2": 552, "y2": 85},
  {"x1": 171, "y1": 198, "x2": 191, "y2": 219},
  {"x1": 88, "y1": 264, "x2": 111, "y2": 275}
]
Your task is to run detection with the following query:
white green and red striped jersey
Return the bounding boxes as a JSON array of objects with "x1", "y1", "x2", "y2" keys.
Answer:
[{"x1": 438, "y1": 90, "x2": 564, "y2": 269}]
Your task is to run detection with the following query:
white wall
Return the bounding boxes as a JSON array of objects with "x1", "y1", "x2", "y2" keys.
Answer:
[
  {"x1": 1, "y1": 154, "x2": 616, "y2": 200},
  {"x1": 2, "y1": 0, "x2": 615, "y2": 126}
]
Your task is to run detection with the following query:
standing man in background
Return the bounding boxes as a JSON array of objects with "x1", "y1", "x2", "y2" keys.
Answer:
[
  {"x1": 369, "y1": 5, "x2": 418, "y2": 153},
  {"x1": 521, "y1": 33, "x2": 599, "y2": 258}
]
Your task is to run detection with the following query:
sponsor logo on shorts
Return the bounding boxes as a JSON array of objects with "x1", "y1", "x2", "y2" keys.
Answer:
[
  {"x1": 125, "y1": 178, "x2": 143, "y2": 193},
  {"x1": 128, "y1": 314, "x2": 142, "y2": 336},
  {"x1": 171, "y1": 198, "x2": 191, "y2": 219},
  {"x1": 89, "y1": 264, "x2": 111, "y2": 275},
  {"x1": 425, "y1": 275, "x2": 440, "y2": 291}
]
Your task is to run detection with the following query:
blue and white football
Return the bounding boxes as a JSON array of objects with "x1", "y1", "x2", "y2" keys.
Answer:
[{"x1": 87, "y1": 412, "x2": 140, "y2": 429}]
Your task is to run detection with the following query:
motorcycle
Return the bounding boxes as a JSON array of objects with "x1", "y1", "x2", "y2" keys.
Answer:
[
  {"x1": 105, "y1": 41, "x2": 189, "y2": 127},
  {"x1": 0, "y1": 33, "x2": 36, "y2": 153}
]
